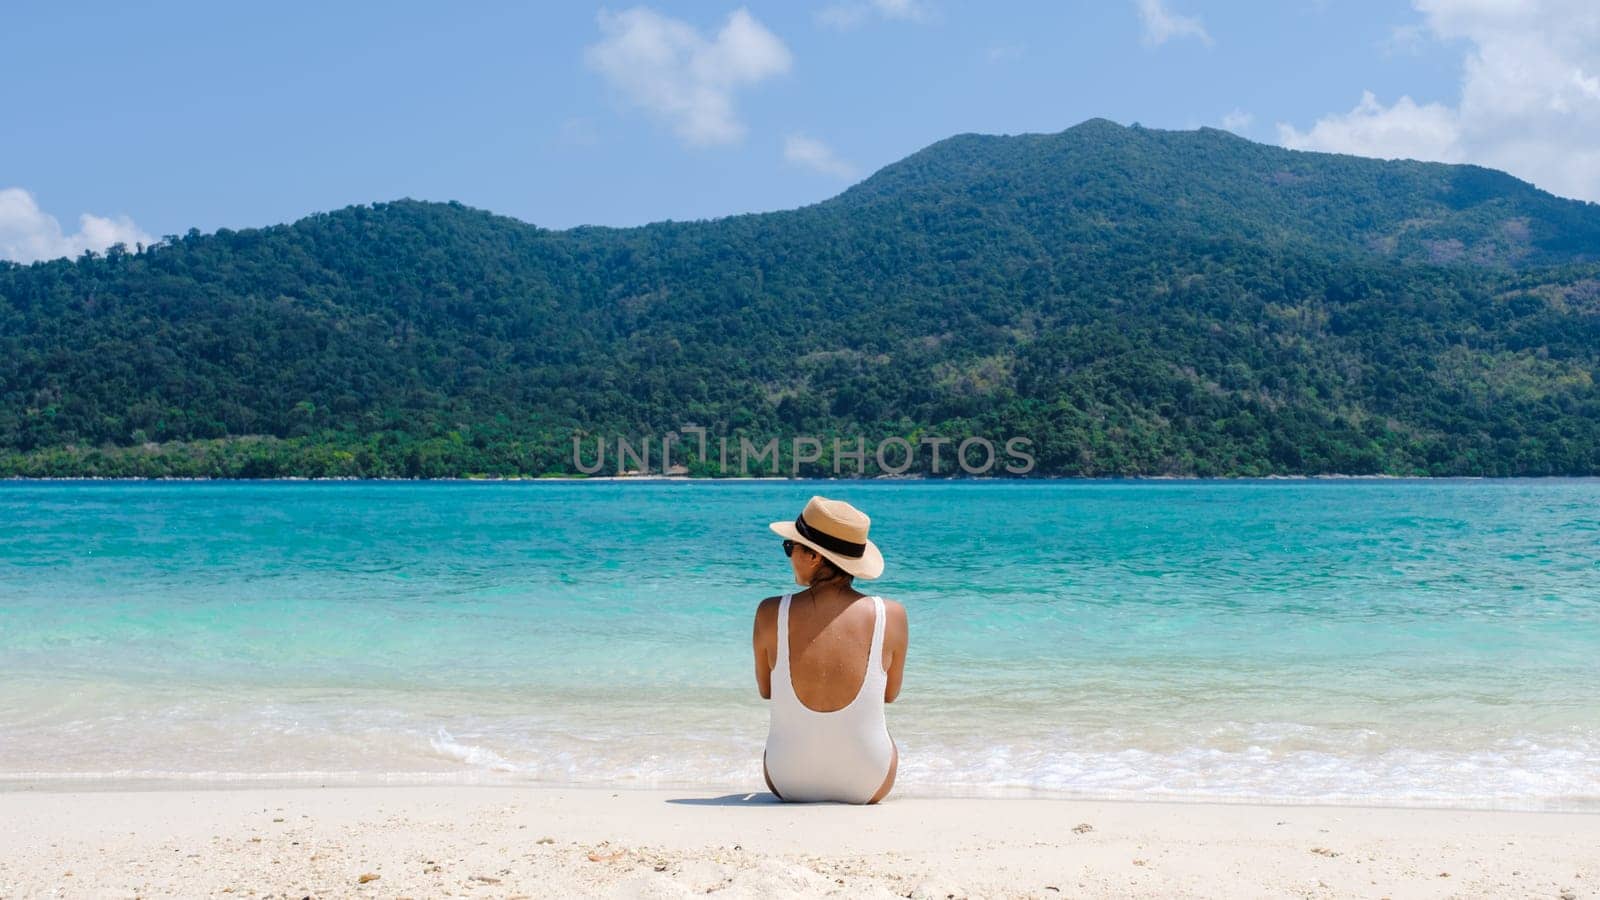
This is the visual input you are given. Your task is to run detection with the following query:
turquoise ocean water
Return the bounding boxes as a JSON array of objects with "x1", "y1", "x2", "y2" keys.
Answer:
[{"x1": 1, "y1": 480, "x2": 1596, "y2": 810}]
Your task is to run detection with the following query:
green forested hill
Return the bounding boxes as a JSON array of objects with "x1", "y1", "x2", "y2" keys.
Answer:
[{"x1": 3, "y1": 119, "x2": 1599, "y2": 478}]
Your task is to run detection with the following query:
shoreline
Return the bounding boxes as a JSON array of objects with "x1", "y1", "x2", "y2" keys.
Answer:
[
  {"x1": 3, "y1": 785, "x2": 1594, "y2": 898},
  {"x1": 10, "y1": 473, "x2": 1588, "y2": 483},
  {"x1": 3, "y1": 776, "x2": 1595, "y2": 816}
]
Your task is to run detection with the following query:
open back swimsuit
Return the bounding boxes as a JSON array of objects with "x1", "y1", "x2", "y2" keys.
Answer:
[{"x1": 764, "y1": 592, "x2": 894, "y2": 804}]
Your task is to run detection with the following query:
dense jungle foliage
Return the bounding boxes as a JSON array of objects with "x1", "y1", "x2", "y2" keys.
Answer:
[{"x1": 3, "y1": 119, "x2": 1599, "y2": 478}]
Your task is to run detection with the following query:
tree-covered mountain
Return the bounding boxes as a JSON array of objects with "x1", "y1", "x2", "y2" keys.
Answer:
[{"x1": 3, "y1": 119, "x2": 1599, "y2": 478}]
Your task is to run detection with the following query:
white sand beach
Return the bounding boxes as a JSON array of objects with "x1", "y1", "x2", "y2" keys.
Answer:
[{"x1": 1, "y1": 786, "x2": 1594, "y2": 899}]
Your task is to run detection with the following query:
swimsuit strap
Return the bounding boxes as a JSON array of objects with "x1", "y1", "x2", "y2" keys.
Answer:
[
  {"x1": 776, "y1": 592, "x2": 793, "y2": 672},
  {"x1": 867, "y1": 595, "x2": 886, "y2": 678}
]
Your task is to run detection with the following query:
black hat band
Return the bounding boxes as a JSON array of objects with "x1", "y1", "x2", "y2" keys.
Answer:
[{"x1": 794, "y1": 514, "x2": 866, "y2": 559}]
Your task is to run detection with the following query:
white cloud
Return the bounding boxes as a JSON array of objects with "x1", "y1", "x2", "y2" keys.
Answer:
[
  {"x1": 984, "y1": 42, "x2": 1025, "y2": 63},
  {"x1": 1279, "y1": 90, "x2": 1464, "y2": 161},
  {"x1": 1279, "y1": 0, "x2": 1600, "y2": 202},
  {"x1": 1221, "y1": 109, "x2": 1254, "y2": 131},
  {"x1": 817, "y1": 0, "x2": 932, "y2": 30},
  {"x1": 1134, "y1": 0, "x2": 1213, "y2": 47},
  {"x1": 1382, "y1": 22, "x2": 1428, "y2": 56},
  {"x1": 873, "y1": 0, "x2": 926, "y2": 17},
  {"x1": 585, "y1": 6, "x2": 792, "y2": 147},
  {"x1": 783, "y1": 134, "x2": 858, "y2": 179},
  {"x1": 0, "y1": 188, "x2": 153, "y2": 264}
]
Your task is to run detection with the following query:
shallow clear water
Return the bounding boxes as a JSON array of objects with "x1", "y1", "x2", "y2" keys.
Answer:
[{"x1": 1, "y1": 480, "x2": 1596, "y2": 809}]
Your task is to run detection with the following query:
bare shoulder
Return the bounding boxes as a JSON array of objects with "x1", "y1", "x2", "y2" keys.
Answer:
[
  {"x1": 878, "y1": 596, "x2": 908, "y2": 638},
  {"x1": 754, "y1": 595, "x2": 782, "y2": 626}
]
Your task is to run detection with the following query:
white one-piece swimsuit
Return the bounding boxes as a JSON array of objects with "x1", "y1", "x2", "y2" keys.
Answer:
[{"x1": 764, "y1": 593, "x2": 895, "y2": 804}]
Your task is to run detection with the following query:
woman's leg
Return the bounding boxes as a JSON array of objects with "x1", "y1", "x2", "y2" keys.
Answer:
[
  {"x1": 763, "y1": 750, "x2": 785, "y2": 801},
  {"x1": 866, "y1": 739, "x2": 898, "y2": 805}
]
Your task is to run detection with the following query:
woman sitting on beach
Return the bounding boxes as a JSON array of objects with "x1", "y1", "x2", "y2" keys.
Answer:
[{"x1": 753, "y1": 496, "x2": 908, "y2": 804}]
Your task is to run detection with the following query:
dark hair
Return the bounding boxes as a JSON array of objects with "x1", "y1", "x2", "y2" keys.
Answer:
[{"x1": 807, "y1": 552, "x2": 855, "y2": 587}]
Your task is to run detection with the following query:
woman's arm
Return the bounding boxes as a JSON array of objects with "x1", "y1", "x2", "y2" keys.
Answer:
[
  {"x1": 883, "y1": 599, "x2": 908, "y2": 703},
  {"x1": 752, "y1": 596, "x2": 780, "y2": 699}
]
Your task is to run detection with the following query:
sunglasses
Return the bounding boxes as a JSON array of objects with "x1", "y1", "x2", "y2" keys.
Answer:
[{"x1": 782, "y1": 539, "x2": 805, "y2": 557}]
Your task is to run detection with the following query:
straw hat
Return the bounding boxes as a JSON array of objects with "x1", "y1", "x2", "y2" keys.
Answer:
[{"x1": 769, "y1": 496, "x2": 884, "y2": 580}]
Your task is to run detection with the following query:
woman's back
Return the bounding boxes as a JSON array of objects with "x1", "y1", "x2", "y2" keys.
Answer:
[
  {"x1": 763, "y1": 591, "x2": 896, "y2": 803},
  {"x1": 784, "y1": 591, "x2": 886, "y2": 712}
]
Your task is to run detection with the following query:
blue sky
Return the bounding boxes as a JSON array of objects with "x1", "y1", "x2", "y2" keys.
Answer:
[{"x1": 3, "y1": 1, "x2": 1596, "y2": 261}]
